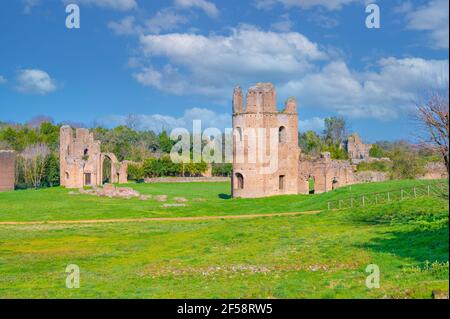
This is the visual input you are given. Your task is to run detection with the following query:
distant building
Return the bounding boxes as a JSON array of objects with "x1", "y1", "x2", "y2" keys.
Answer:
[
  {"x1": 0, "y1": 150, "x2": 15, "y2": 192},
  {"x1": 344, "y1": 133, "x2": 372, "y2": 162}
]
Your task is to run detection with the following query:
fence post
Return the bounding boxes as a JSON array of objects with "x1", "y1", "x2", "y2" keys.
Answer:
[
  {"x1": 351, "y1": 198, "x2": 353, "y2": 208},
  {"x1": 401, "y1": 189, "x2": 404, "y2": 200},
  {"x1": 362, "y1": 196, "x2": 365, "y2": 207},
  {"x1": 328, "y1": 202, "x2": 331, "y2": 211},
  {"x1": 387, "y1": 192, "x2": 390, "y2": 202},
  {"x1": 427, "y1": 185, "x2": 430, "y2": 196},
  {"x1": 414, "y1": 187, "x2": 417, "y2": 198}
]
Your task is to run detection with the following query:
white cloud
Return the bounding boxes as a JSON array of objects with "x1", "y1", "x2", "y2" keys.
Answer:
[
  {"x1": 299, "y1": 117, "x2": 325, "y2": 132},
  {"x1": 108, "y1": 16, "x2": 140, "y2": 35},
  {"x1": 404, "y1": 0, "x2": 449, "y2": 49},
  {"x1": 63, "y1": 0, "x2": 137, "y2": 11},
  {"x1": 270, "y1": 14, "x2": 294, "y2": 32},
  {"x1": 280, "y1": 57, "x2": 449, "y2": 119},
  {"x1": 174, "y1": 0, "x2": 219, "y2": 17},
  {"x1": 134, "y1": 25, "x2": 327, "y2": 96},
  {"x1": 130, "y1": 23, "x2": 447, "y2": 121},
  {"x1": 254, "y1": 0, "x2": 362, "y2": 10},
  {"x1": 145, "y1": 9, "x2": 189, "y2": 34},
  {"x1": 99, "y1": 107, "x2": 231, "y2": 132},
  {"x1": 16, "y1": 69, "x2": 57, "y2": 95},
  {"x1": 0, "y1": 75, "x2": 6, "y2": 84}
]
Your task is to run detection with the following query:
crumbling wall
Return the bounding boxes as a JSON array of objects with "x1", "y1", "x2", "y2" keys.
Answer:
[
  {"x1": 345, "y1": 133, "x2": 372, "y2": 162},
  {"x1": 298, "y1": 152, "x2": 355, "y2": 194},
  {"x1": 60, "y1": 126, "x2": 128, "y2": 189},
  {"x1": 0, "y1": 150, "x2": 15, "y2": 192}
]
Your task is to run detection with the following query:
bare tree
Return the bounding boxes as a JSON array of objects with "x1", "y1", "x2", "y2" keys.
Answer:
[
  {"x1": 20, "y1": 143, "x2": 50, "y2": 188},
  {"x1": 415, "y1": 90, "x2": 449, "y2": 175}
]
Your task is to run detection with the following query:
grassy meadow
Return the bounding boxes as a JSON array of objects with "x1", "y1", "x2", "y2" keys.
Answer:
[{"x1": 0, "y1": 179, "x2": 448, "y2": 298}]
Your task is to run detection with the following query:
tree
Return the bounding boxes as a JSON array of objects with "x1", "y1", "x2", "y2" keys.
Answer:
[
  {"x1": 19, "y1": 143, "x2": 50, "y2": 188},
  {"x1": 43, "y1": 153, "x2": 60, "y2": 187},
  {"x1": 299, "y1": 130, "x2": 322, "y2": 156},
  {"x1": 389, "y1": 146, "x2": 425, "y2": 180},
  {"x1": 159, "y1": 131, "x2": 174, "y2": 154},
  {"x1": 324, "y1": 117, "x2": 348, "y2": 145},
  {"x1": 415, "y1": 91, "x2": 449, "y2": 175},
  {"x1": 369, "y1": 144, "x2": 386, "y2": 158}
]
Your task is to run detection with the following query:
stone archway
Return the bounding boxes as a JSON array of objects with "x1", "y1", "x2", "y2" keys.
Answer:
[{"x1": 100, "y1": 153, "x2": 120, "y2": 185}]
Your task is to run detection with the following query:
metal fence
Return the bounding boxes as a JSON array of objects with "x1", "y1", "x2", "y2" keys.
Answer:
[{"x1": 327, "y1": 182, "x2": 449, "y2": 211}]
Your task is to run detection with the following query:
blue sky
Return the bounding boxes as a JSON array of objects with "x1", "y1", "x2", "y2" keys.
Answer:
[{"x1": 0, "y1": 0, "x2": 448, "y2": 142}]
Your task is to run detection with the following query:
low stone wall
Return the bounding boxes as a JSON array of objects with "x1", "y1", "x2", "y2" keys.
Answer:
[
  {"x1": 144, "y1": 176, "x2": 230, "y2": 183},
  {"x1": 354, "y1": 171, "x2": 389, "y2": 183}
]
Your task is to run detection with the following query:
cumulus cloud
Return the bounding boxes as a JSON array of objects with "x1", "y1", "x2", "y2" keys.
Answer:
[
  {"x1": 254, "y1": 0, "x2": 362, "y2": 10},
  {"x1": 130, "y1": 23, "x2": 448, "y2": 120},
  {"x1": 174, "y1": 0, "x2": 219, "y2": 17},
  {"x1": 63, "y1": 0, "x2": 137, "y2": 11},
  {"x1": 133, "y1": 25, "x2": 327, "y2": 96},
  {"x1": 280, "y1": 57, "x2": 449, "y2": 119},
  {"x1": 99, "y1": 107, "x2": 231, "y2": 132},
  {"x1": 16, "y1": 69, "x2": 57, "y2": 95},
  {"x1": 404, "y1": 0, "x2": 449, "y2": 49}
]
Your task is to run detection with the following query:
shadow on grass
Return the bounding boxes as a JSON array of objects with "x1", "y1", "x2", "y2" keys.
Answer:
[
  {"x1": 359, "y1": 226, "x2": 449, "y2": 264},
  {"x1": 218, "y1": 193, "x2": 232, "y2": 200}
]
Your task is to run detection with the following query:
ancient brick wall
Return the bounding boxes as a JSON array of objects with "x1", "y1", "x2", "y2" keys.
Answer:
[
  {"x1": 60, "y1": 126, "x2": 129, "y2": 189},
  {"x1": 345, "y1": 133, "x2": 372, "y2": 161},
  {"x1": 0, "y1": 150, "x2": 15, "y2": 192}
]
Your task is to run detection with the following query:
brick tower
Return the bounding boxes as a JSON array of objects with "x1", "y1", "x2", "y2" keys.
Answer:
[{"x1": 232, "y1": 83, "x2": 299, "y2": 198}]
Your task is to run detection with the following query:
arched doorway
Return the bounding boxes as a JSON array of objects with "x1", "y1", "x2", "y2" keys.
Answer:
[
  {"x1": 308, "y1": 176, "x2": 315, "y2": 194},
  {"x1": 332, "y1": 178, "x2": 339, "y2": 190},
  {"x1": 235, "y1": 173, "x2": 244, "y2": 189},
  {"x1": 102, "y1": 155, "x2": 112, "y2": 184}
]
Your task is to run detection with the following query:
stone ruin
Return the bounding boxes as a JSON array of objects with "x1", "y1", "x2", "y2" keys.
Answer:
[
  {"x1": 343, "y1": 133, "x2": 372, "y2": 163},
  {"x1": 298, "y1": 152, "x2": 355, "y2": 194},
  {"x1": 0, "y1": 150, "x2": 15, "y2": 192},
  {"x1": 60, "y1": 126, "x2": 130, "y2": 189},
  {"x1": 231, "y1": 83, "x2": 356, "y2": 198}
]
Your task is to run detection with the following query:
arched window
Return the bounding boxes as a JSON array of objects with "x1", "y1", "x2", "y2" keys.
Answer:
[
  {"x1": 279, "y1": 126, "x2": 287, "y2": 143},
  {"x1": 235, "y1": 173, "x2": 244, "y2": 189},
  {"x1": 84, "y1": 148, "x2": 89, "y2": 156},
  {"x1": 235, "y1": 127, "x2": 243, "y2": 142},
  {"x1": 65, "y1": 172, "x2": 69, "y2": 180}
]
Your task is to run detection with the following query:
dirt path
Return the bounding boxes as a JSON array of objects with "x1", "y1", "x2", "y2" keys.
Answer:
[{"x1": 0, "y1": 210, "x2": 322, "y2": 226}]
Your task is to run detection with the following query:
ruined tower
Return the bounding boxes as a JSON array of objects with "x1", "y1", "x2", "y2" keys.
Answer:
[{"x1": 232, "y1": 83, "x2": 299, "y2": 198}]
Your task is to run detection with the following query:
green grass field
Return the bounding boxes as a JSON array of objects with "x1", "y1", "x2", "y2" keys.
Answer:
[{"x1": 0, "y1": 179, "x2": 448, "y2": 298}]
